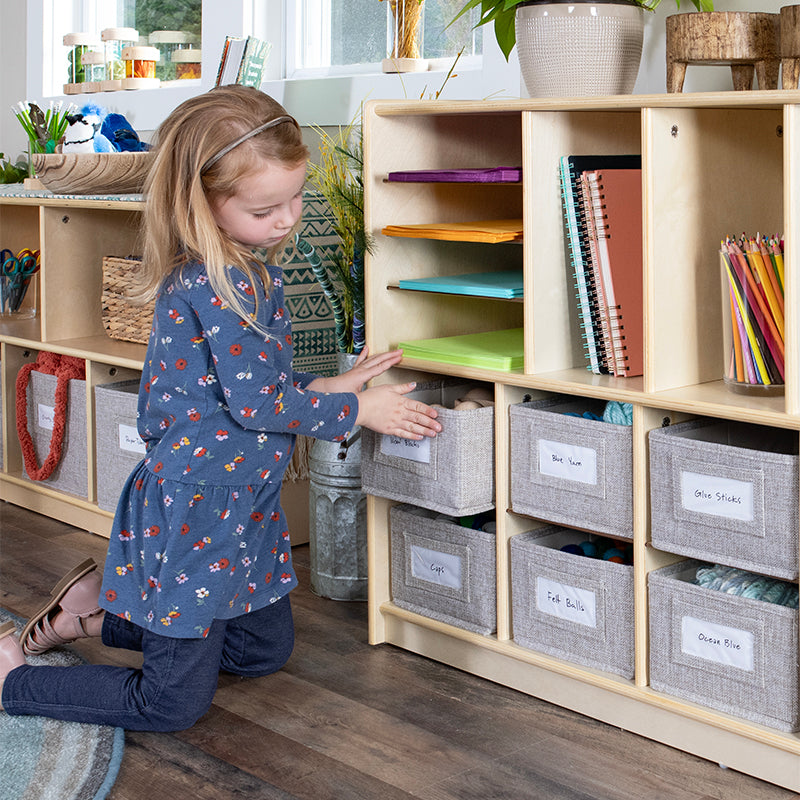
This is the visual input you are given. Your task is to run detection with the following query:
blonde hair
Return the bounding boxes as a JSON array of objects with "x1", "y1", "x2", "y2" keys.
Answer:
[{"x1": 137, "y1": 85, "x2": 309, "y2": 331}]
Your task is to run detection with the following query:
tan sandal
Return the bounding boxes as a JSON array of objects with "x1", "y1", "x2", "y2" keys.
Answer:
[{"x1": 20, "y1": 558, "x2": 102, "y2": 656}]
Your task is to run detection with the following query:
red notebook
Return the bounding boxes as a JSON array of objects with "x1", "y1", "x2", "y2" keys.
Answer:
[{"x1": 585, "y1": 168, "x2": 643, "y2": 377}]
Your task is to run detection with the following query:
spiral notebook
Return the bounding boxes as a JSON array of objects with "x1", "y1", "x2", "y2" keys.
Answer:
[
  {"x1": 585, "y1": 167, "x2": 644, "y2": 377},
  {"x1": 559, "y1": 154, "x2": 641, "y2": 376}
]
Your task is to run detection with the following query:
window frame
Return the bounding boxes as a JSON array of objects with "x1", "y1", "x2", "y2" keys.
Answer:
[{"x1": 26, "y1": 0, "x2": 520, "y2": 131}]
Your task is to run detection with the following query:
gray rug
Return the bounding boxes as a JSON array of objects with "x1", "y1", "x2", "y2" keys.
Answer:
[{"x1": 0, "y1": 609, "x2": 124, "y2": 800}]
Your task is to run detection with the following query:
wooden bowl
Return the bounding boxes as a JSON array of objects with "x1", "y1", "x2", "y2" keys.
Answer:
[{"x1": 31, "y1": 151, "x2": 154, "y2": 195}]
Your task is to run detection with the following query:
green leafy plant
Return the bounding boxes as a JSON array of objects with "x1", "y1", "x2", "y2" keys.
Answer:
[
  {"x1": 452, "y1": 0, "x2": 714, "y2": 60},
  {"x1": 306, "y1": 117, "x2": 371, "y2": 355},
  {"x1": 0, "y1": 153, "x2": 28, "y2": 184}
]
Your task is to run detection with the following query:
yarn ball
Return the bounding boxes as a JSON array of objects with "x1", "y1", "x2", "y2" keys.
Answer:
[
  {"x1": 560, "y1": 543, "x2": 584, "y2": 556},
  {"x1": 603, "y1": 401, "x2": 633, "y2": 426}
]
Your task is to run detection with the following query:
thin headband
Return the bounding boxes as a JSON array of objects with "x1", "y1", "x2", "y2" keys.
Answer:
[{"x1": 201, "y1": 115, "x2": 297, "y2": 173}]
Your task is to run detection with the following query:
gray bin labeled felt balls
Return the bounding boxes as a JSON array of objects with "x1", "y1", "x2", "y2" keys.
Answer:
[
  {"x1": 390, "y1": 503, "x2": 496, "y2": 635},
  {"x1": 649, "y1": 419, "x2": 799, "y2": 580},
  {"x1": 22, "y1": 371, "x2": 88, "y2": 498},
  {"x1": 510, "y1": 397, "x2": 632, "y2": 538},
  {"x1": 362, "y1": 380, "x2": 494, "y2": 516},
  {"x1": 648, "y1": 559, "x2": 799, "y2": 732},
  {"x1": 511, "y1": 527, "x2": 634, "y2": 678},
  {"x1": 95, "y1": 379, "x2": 145, "y2": 512}
]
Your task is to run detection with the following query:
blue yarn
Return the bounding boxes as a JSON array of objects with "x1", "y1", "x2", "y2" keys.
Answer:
[
  {"x1": 694, "y1": 564, "x2": 798, "y2": 607},
  {"x1": 603, "y1": 401, "x2": 633, "y2": 425}
]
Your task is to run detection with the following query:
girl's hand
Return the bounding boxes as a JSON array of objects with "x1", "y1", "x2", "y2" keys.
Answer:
[
  {"x1": 355, "y1": 381, "x2": 441, "y2": 440},
  {"x1": 307, "y1": 347, "x2": 404, "y2": 395}
]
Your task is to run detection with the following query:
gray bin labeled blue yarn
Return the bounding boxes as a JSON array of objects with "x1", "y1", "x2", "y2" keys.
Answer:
[
  {"x1": 362, "y1": 379, "x2": 494, "y2": 516},
  {"x1": 23, "y1": 371, "x2": 88, "y2": 498},
  {"x1": 648, "y1": 559, "x2": 800, "y2": 732},
  {"x1": 510, "y1": 527, "x2": 634, "y2": 678},
  {"x1": 510, "y1": 397, "x2": 632, "y2": 538},
  {"x1": 390, "y1": 503, "x2": 496, "y2": 635},
  {"x1": 95, "y1": 380, "x2": 144, "y2": 512},
  {"x1": 649, "y1": 419, "x2": 799, "y2": 580}
]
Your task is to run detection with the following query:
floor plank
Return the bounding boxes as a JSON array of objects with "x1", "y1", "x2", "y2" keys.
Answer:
[{"x1": 1, "y1": 501, "x2": 798, "y2": 800}]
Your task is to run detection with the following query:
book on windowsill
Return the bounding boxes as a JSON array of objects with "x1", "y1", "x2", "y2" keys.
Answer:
[{"x1": 216, "y1": 35, "x2": 272, "y2": 88}]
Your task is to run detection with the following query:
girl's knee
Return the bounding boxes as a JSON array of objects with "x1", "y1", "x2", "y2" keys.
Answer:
[{"x1": 138, "y1": 692, "x2": 215, "y2": 732}]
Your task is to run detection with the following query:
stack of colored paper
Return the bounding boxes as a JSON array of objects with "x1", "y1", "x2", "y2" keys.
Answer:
[
  {"x1": 382, "y1": 220, "x2": 523, "y2": 243},
  {"x1": 398, "y1": 328, "x2": 524, "y2": 371},
  {"x1": 397, "y1": 270, "x2": 524, "y2": 299},
  {"x1": 720, "y1": 234, "x2": 784, "y2": 389}
]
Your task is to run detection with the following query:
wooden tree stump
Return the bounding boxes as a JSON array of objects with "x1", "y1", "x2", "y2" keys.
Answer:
[
  {"x1": 666, "y1": 12, "x2": 780, "y2": 92},
  {"x1": 781, "y1": 6, "x2": 800, "y2": 89}
]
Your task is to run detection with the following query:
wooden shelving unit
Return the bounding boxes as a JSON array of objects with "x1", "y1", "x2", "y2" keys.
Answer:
[
  {"x1": 0, "y1": 189, "x2": 145, "y2": 537},
  {"x1": 362, "y1": 92, "x2": 800, "y2": 791}
]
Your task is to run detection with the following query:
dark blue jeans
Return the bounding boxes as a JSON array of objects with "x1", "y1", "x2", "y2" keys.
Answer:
[{"x1": 2, "y1": 594, "x2": 293, "y2": 731}]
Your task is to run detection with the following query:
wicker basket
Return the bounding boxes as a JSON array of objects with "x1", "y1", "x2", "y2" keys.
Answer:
[{"x1": 101, "y1": 256, "x2": 154, "y2": 345}]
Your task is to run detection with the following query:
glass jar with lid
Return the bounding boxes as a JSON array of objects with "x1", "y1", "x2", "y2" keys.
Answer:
[{"x1": 101, "y1": 27, "x2": 138, "y2": 91}]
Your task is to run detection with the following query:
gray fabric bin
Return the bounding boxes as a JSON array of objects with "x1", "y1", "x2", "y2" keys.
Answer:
[
  {"x1": 362, "y1": 380, "x2": 494, "y2": 516},
  {"x1": 95, "y1": 379, "x2": 144, "y2": 512},
  {"x1": 22, "y1": 371, "x2": 87, "y2": 498},
  {"x1": 510, "y1": 397, "x2": 632, "y2": 538},
  {"x1": 648, "y1": 559, "x2": 799, "y2": 732},
  {"x1": 390, "y1": 503, "x2": 496, "y2": 634},
  {"x1": 511, "y1": 527, "x2": 634, "y2": 678},
  {"x1": 649, "y1": 419, "x2": 799, "y2": 580}
]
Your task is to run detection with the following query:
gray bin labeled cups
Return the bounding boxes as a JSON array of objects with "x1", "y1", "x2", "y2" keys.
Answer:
[
  {"x1": 649, "y1": 419, "x2": 799, "y2": 580},
  {"x1": 95, "y1": 379, "x2": 145, "y2": 512},
  {"x1": 649, "y1": 559, "x2": 799, "y2": 732},
  {"x1": 511, "y1": 527, "x2": 634, "y2": 678},
  {"x1": 510, "y1": 396, "x2": 632, "y2": 538},
  {"x1": 362, "y1": 379, "x2": 494, "y2": 516},
  {"x1": 22, "y1": 371, "x2": 87, "y2": 497},
  {"x1": 390, "y1": 503, "x2": 496, "y2": 634}
]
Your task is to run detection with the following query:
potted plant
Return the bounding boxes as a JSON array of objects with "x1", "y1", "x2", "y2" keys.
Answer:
[{"x1": 451, "y1": 0, "x2": 714, "y2": 96}]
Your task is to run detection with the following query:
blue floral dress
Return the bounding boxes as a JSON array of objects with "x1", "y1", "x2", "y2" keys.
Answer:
[{"x1": 99, "y1": 259, "x2": 357, "y2": 638}]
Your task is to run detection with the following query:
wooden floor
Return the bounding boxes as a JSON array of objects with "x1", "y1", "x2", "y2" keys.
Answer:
[{"x1": 1, "y1": 501, "x2": 798, "y2": 800}]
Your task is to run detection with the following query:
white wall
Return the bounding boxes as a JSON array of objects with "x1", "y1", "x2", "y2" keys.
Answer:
[{"x1": 0, "y1": 0, "x2": 791, "y2": 162}]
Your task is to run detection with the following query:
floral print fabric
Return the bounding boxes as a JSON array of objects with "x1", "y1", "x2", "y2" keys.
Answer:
[{"x1": 99, "y1": 259, "x2": 358, "y2": 638}]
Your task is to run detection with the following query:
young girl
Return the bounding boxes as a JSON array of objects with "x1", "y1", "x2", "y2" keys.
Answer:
[{"x1": 0, "y1": 85, "x2": 441, "y2": 731}]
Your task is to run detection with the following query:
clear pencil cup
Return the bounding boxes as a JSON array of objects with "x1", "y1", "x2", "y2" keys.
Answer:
[{"x1": 720, "y1": 251, "x2": 784, "y2": 396}]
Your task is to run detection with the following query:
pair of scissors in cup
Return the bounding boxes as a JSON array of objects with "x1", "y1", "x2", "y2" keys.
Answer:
[{"x1": 0, "y1": 248, "x2": 40, "y2": 313}]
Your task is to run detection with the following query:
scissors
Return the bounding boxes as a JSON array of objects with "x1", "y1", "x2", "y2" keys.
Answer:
[{"x1": 0, "y1": 248, "x2": 40, "y2": 313}]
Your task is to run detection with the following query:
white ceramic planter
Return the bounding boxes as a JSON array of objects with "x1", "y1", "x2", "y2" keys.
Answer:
[{"x1": 516, "y1": 0, "x2": 644, "y2": 97}]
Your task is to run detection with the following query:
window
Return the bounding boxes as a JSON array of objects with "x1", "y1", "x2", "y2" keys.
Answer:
[
  {"x1": 27, "y1": 0, "x2": 518, "y2": 131},
  {"x1": 289, "y1": 0, "x2": 481, "y2": 76}
]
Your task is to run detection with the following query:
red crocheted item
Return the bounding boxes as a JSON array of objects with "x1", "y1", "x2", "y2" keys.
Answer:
[{"x1": 16, "y1": 352, "x2": 86, "y2": 481}]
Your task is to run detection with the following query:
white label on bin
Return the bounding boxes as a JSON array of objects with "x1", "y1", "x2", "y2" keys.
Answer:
[
  {"x1": 380, "y1": 434, "x2": 431, "y2": 464},
  {"x1": 410, "y1": 544, "x2": 462, "y2": 590},
  {"x1": 536, "y1": 576, "x2": 597, "y2": 628},
  {"x1": 538, "y1": 439, "x2": 597, "y2": 485},
  {"x1": 680, "y1": 471, "x2": 754, "y2": 522},
  {"x1": 37, "y1": 403, "x2": 55, "y2": 430},
  {"x1": 681, "y1": 615, "x2": 754, "y2": 671},
  {"x1": 118, "y1": 423, "x2": 146, "y2": 455}
]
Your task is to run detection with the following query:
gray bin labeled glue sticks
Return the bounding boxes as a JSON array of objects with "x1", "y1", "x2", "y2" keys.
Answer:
[
  {"x1": 362, "y1": 379, "x2": 494, "y2": 516},
  {"x1": 649, "y1": 419, "x2": 799, "y2": 580},
  {"x1": 511, "y1": 527, "x2": 634, "y2": 678},
  {"x1": 390, "y1": 503, "x2": 496, "y2": 635},
  {"x1": 22, "y1": 371, "x2": 87, "y2": 497},
  {"x1": 94, "y1": 380, "x2": 145, "y2": 512},
  {"x1": 510, "y1": 397, "x2": 632, "y2": 538},
  {"x1": 649, "y1": 560, "x2": 799, "y2": 732}
]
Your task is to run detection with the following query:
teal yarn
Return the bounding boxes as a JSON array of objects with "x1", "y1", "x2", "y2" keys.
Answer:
[
  {"x1": 603, "y1": 401, "x2": 633, "y2": 426},
  {"x1": 694, "y1": 564, "x2": 798, "y2": 608}
]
